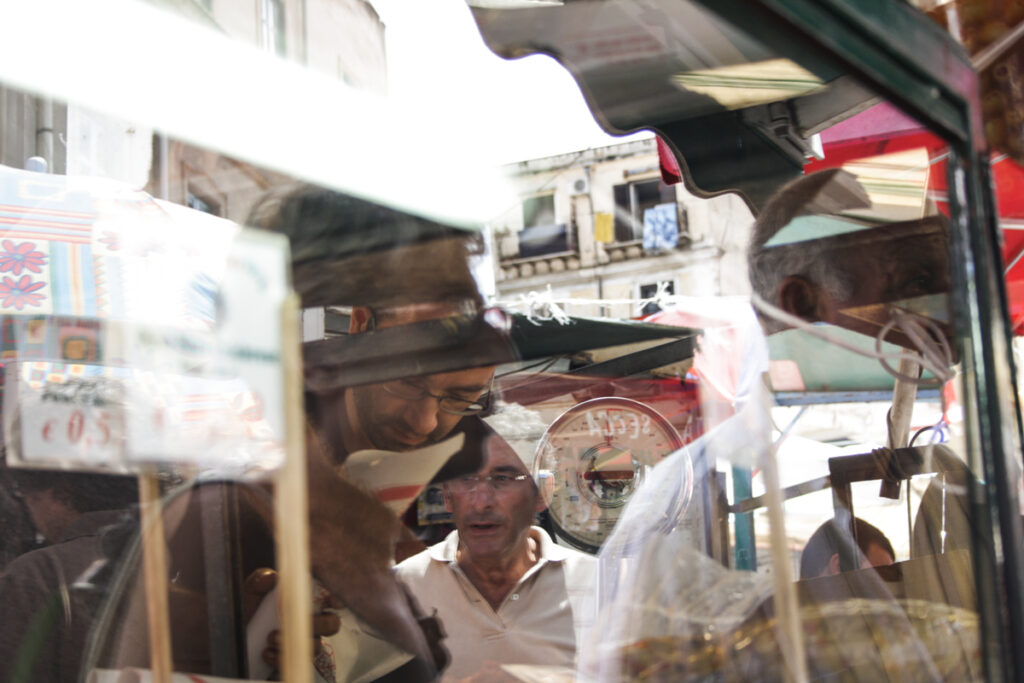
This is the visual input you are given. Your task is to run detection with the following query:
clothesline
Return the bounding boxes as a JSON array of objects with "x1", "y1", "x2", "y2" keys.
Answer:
[{"x1": 490, "y1": 282, "x2": 681, "y2": 325}]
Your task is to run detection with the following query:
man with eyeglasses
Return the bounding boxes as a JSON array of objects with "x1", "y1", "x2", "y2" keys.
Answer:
[
  {"x1": 395, "y1": 433, "x2": 596, "y2": 681},
  {"x1": 82, "y1": 184, "x2": 508, "y2": 682},
  {"x1": 232, "y1": 185, "x2": 500, "y2": 680},
  {"x1": 309, "y1": 303, "x2": 496, "y2": 463}
]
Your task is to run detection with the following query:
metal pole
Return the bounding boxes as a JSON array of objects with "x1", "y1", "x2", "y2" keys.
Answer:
[{"x1": 34, "y1": 96, "x2": 53, "y2": 170}]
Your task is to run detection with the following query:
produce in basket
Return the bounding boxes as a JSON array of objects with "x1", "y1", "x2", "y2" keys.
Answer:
[{"x1": 615, "y1": 599, "x2": 980, "y2": 682}]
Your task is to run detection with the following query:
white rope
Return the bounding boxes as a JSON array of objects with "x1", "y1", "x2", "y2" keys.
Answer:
[
  {"x1": 518, "y1": 286, "x2": 572, "y2": 326},
  {"x1": 495, "y1": 293, "x2": 660, "y2": 309},
  {"x1": 494, "y1": 284, "x2": 684, "y2": 316},
  {"x1": 646, "y1": 280, "x2": 674, "y2": 312}
]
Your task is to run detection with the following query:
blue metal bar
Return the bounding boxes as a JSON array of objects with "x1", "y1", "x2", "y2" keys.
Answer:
[{"x1": 732, "y1": 466, "x2": 756, "y2": 571}]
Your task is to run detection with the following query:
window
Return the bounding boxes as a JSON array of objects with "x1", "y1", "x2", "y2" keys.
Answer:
[
  {"x1": 186, "y1": 189, "x2": 220, "y2": 216},
  {"x1": 613, "y1": 178, "x2": 677, "y2": 242},
  {"x1": 260, "y1": 0, "x2": 286, "y2": 57},
  {"x1": 639, "y1": 281, "x2": 674, "y2": 316},
  {"x1": 522, "y1": 193, "x2": 555, "y2": 229},
  {"x1": 518, "y1": 193, "x2": 569, "y2": 258}
]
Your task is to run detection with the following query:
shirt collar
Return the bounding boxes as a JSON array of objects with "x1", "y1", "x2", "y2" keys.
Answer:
[
  {"x1": 430, "y1": 529, "x2": 461, "y2": 562},
  {"x1": 429, "y1": 526, "x2": 573, "y2": 564}
]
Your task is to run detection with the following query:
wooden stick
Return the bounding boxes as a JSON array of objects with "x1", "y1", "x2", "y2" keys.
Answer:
[
  {"x1": 760, "y1": 374, "x2": 808, "y2": 683},
  {"x1": 138, "y1": 472, "x2": 174, "y2": 683},
  {"x1": 274, "y1": 293, "x2": 313, "y2": 682},
  {"x1": 887, "y1": 357, "x2": 921, "y2": 450}
]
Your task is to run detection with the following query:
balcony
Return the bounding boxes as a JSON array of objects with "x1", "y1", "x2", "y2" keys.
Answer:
[
  {"x1": 498, "y1": 222, "x2": 578, "y2": 281},
  {"x1": 517, "y1": 222, "x2": 570, "y2": 258}
]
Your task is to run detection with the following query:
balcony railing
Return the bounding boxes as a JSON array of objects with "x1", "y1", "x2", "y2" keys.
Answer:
[{"x1": 517, "y1": 222, "x2": 569, "y2": 258}]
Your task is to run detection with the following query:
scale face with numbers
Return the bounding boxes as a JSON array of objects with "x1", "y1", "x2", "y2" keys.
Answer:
[{"x1": 533, "y1": 397, "x2": 687, "y2": 553}]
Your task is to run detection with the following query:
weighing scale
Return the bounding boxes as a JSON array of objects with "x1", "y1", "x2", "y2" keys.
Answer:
[{"x1": 533, "y1": 397, "x2": 689, "y2": 553}]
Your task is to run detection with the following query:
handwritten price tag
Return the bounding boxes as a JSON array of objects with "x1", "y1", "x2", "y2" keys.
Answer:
[
  {"x1": 5, "y1": 362, "x2": 281, "y2": 470},
  {"x1": 31, "y1": 407, "x2": 123, "y2": 463},
  {"x1": 11, "y1": 371, "x2": 126, "y2": 466}
]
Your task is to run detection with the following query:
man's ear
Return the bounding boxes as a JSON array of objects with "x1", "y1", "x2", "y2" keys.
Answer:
[
  {"x1": 826, "y1": 552, "x2": 841, "y2": 576},
  {"x1": 533, "y1": 487, "x2": 547, "y2": 514},
  {"x1": 778, "y1": 275, "x2": 823, "y2": 323},
  {"x1": 349, "y1": 306, "x2": 373, "y2": 334},
  {"x1": 442, "y1": 485, "x2": 454, "y2": 513}
]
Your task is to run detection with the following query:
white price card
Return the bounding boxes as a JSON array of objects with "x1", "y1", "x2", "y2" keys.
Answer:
[
  {"x1": 8, "y1": 366, "x2": 126, "y2": 467},
  {"x1": 5, "y1": 361, "x2": 283, "y2": 473},
  {"x1": 2, "y1": 227, "x2": 290, "y2": 473}
]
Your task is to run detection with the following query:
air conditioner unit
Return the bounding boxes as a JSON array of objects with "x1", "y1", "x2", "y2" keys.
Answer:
[{"x1": 571, "y1": 177, "x2": 590, "y2": 195}]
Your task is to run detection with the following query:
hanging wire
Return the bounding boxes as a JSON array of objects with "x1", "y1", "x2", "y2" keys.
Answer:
[
  {"x1": 875, "y1": 309, "x2": 954, "y2": 384},
  {"x1": 750, "y1": 293, "x2": 954, "y2": 383},
  {"x1": 906, "y1": 478, "x2": 913, "y2": 554},
  {"x1": 909, "y1": 421, "x2": 949, "y2": 447},
  {"x1": 940, "y1": 472, "x2": 948, "y2": 554}
]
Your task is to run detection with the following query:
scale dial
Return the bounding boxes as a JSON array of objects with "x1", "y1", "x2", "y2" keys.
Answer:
[{"x1": 533, "y1": 397, "x2": 687, "y2": 553}]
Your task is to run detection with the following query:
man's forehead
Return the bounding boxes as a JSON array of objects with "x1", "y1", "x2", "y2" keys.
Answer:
[
  {"x1": 760, "y1": 213, "x2": 948, "y2": 258},
  {"x1": 419, "y1": 365, "x2": 495, "y2": 390},
  {"x1": 844, "y1": 231, "x2": 948, "y2": 273},
  {"x1": 480, "y1": 435, "x2": 529, "y2": 474},
  {"x1": 376, "y1": 300, "x2": 478, "y2": 327}
]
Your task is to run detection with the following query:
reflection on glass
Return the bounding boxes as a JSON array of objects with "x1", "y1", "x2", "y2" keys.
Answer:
[
  {"x1": 672, "y1": 58, "x2": 825, "y2": 110},
  {"x1": 0, "y1": 0, "x2": 1014, "y2": 681}
]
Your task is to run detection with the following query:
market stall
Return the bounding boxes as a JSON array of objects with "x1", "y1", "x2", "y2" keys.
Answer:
[{"x1": 0, "y1": 0, "x2": 1021, "y2": 681}]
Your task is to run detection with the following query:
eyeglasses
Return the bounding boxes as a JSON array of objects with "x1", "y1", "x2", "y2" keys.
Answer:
[
  {"x1": 448, "y1": 473, "x2": 531, "y2": 493},
  {"x1": 381, "y1": 379, "x2": 492, "y2": 416}
]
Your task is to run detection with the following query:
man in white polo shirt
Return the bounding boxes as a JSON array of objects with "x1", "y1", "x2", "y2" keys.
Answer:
[{"x1": 395, "y1": 432, "x2": 596, "y2": 680}]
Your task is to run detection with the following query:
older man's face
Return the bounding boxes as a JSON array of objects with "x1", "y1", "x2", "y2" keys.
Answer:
[
  {"x1": 826, "y1": 229, "x2": 950, "y2": 321},
  {"x1": 772, "y1": 219, "x2": 953, "y2": 350},
  {"x1": 443, "y1": 439, "x2": 542, "y2": 562}
]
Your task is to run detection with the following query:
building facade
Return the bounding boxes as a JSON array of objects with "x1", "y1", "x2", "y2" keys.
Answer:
[
  {"x1": 0, "y1": 0, "x2": 387, "y2": 223},
  {"x1": 492, "y1": 138, "x2": 754, "y2": 320}
]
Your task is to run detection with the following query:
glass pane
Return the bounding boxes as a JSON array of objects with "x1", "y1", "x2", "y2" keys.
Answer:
[
  {"x1": 572, "y1": 114, "x2": 987, "y2": 681},
  {"x1": 0, "y1": 1, "x2": 1015, "y2": 682}
]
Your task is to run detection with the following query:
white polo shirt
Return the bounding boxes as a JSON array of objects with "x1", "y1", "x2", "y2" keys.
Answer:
[{"x1": 395, "y1": 527, "x2": 596, "y2": 680}]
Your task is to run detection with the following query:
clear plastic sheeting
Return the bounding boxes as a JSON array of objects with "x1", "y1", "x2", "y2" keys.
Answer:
[
  {"x1": 579, "y1": 311, "x2": 776, "y2": 681},
  {"x1": 567, "y1": 154, "x2": 984, "y2": 681},
  {"x1": 582, "y1": 545, "x2": 772, "y2": 681}
]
